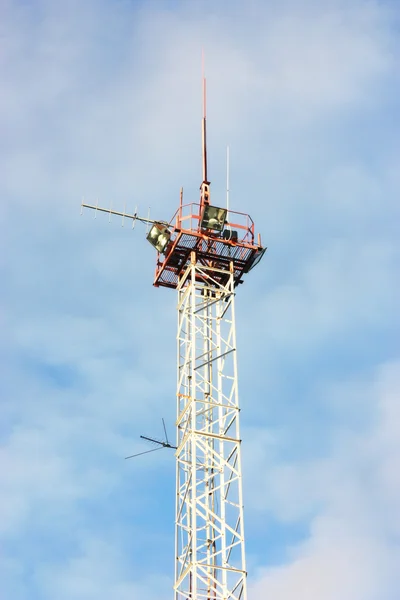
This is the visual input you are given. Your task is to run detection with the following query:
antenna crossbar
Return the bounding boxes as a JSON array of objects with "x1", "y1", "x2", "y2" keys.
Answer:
[
  {"x1": 81, "y1": 203, "x2": 167, "y2": 227},
  {"x1": 140, "y1": 434, "x2": 177, "y2": 449}
]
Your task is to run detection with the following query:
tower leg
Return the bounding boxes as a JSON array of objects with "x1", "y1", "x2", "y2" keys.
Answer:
[{"x1": 175, "y1": 258, "x2": 247, "y2": 600}]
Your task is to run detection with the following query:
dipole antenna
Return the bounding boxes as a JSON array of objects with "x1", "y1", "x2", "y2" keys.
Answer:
[{"x1": 125, "y1": 418, "x2": 177, "y2": 460}]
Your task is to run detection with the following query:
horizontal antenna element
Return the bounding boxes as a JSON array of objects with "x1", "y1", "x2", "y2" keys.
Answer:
[{"x1": 81, "y1": 202, "x2": 168, "y2": 227}]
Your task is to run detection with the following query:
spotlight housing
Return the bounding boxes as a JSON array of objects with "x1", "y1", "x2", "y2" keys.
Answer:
[
  {"x1": 200, "y1": 205, "x2": 227, "y2": 232},
  {"x1": 147, "y1": 223, "x2": 171, "y2": 253}
]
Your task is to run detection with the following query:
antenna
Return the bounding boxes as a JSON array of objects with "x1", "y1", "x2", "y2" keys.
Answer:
[
  {"x1": 162, "y1": 417, "x2": 170, "y2": 446},
  {"x1": 199, "y1": 51, "x2": 210, "y2": 214},
  {"x1": 125, "y1": 419, "x2": 177, "y2": 460},
  {"x1": 202, "y1": 50, "x2": 207, "y2": 184},
  {"x1": 80, "y1": 202, "x2": 167, "y2": 228},
  {"x1": 226, "y1": 145, "x2": 230, "y2": 211},
  {"x1": 124, "y1": 446, "x2": 165, "y2": 460}
]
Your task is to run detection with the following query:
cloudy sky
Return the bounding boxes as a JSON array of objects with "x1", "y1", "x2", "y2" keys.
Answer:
[{"x1": 1, "y1": 0, "x2": 399, "y2": 598}]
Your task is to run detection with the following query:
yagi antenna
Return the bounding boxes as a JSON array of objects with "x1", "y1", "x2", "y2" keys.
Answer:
[
  {"x1": 80, "y1": 202, "x2": 167, "y2": 229},
  {"x1": 125, "y1": 418, "x2": 177, "y2": 460}
]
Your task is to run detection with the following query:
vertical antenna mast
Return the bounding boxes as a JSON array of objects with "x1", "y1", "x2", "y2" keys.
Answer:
[
  {"x1": 200, "y1": 51, "x2": 210, "y2": 213},
  {"x1": 202, "y1": 51, "x2": 208, "y2": 184},
  {"x1": 226, "y1": 145, "x2": 230, "y2": 211}
]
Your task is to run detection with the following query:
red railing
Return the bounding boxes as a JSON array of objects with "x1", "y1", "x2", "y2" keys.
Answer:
[{"x1": 167, "y1": 203, "x2": 256, "y2": 246}]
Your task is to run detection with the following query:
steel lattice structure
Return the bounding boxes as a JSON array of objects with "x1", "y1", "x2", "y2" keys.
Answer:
[
  {"x1": 81, "y1": 67, "x2": 265, "y2": 600},
  {"x1": 175, "y1": 258, "x2": 246, "y2": 600}
]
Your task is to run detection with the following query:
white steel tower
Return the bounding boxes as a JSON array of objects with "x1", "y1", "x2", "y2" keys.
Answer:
[
  {"x1": 82, "y1": 70, "x2": 265, "y2": 600},
  {"x1": 175, "y1": 257, "x2": 246, "y2": 600}
]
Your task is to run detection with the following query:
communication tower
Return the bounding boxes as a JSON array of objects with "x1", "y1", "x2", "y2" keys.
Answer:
[{"x1": 82, "y1": 68, "x2": 265, "y2": 600}]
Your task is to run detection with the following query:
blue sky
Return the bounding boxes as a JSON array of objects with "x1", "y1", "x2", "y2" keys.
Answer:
[{"x1": 1, "y1": 0, "x2": 399, "y2": 598}]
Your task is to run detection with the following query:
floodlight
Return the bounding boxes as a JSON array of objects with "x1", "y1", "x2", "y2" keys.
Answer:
[
  {"x1": 200, "y1": 205, "x2": 227, "y2": 231},
  {"x1": 147, "y1": 223, "x2": 171, "y2": 253}
]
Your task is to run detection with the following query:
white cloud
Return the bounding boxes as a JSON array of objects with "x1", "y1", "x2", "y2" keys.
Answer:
[
  {"x1": 248, "y1": 361, "x2": 400, "y2": 600},
  {"x1": 265, "y1": 236, "x2": 396, "y2": 347},
  {"x1": 36, "y1": 537, "x2": 170, "y2": 600},
  {"x1": 1, "y1": 0, "x2": 399, "y2": 598}
]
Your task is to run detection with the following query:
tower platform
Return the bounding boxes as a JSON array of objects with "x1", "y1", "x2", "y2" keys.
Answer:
[{"x1": 153, "y1": 202, "x2": 265, "y2": 289}]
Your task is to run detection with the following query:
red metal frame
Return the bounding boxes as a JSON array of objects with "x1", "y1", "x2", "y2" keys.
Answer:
[{"x1": 154, "y1": 202, "x2": 264, "y2": 290}]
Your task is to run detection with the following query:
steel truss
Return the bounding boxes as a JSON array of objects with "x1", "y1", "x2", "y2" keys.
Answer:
[{"x1": 175, "y1": 253, "x2": 247, "y2": 600}]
